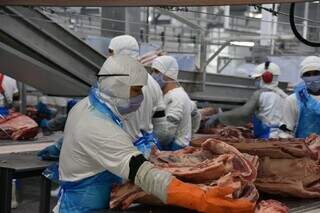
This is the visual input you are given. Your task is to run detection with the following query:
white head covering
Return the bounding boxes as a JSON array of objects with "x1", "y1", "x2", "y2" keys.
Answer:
[
  {"x1": 299, "y1": 56, "x2": 320, "y2": 77},
  {"x1": 98, "y1": 55, "x2": 147, "y2": 99},
  {"x1": 253, "y1": 62, "x2": 287, "y2": 98},
  {"x1": 251, "y1": 62, "x2": 281, "y2": 78},
  {"x1": 151, "y1": 56, "x2": 179, "y2": 80},
  {"x1": 108, "y1": 35, "x2": 139, "y2": 59}
]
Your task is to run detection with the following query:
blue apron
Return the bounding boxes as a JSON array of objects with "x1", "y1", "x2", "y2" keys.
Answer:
[
  {"x1": 133, "y1": 130, "x2": 161, "y2": 158},
  {"x1": 294, "y1": 83, "x2": 320, "y2": 138},
  {"x1": 252, "y1": 115, "x2": 279, "y2": 139},
  {"x1": 58, "y1": 87, "x2": 123, "y2": 212},
  {"x1": 0, "y1": 106, "x2": 9, "y2": 117},
  {"x1": 160, "y1": 139, "x2": 185, "y2": 151}
]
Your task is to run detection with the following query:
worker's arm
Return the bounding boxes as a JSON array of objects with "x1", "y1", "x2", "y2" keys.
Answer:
[
  {"x1": 37, "y1": 136, "x2": 63, "y2": 161},
  {"x1": 40, "y1": 114, "x2": 67, "y2": 132},
  {"x1": 47, "y1": 115, "x2": 68, "y2": 131},
  {"x1": 191, "y1": 101, "x2": 201, "y2": 134},
  {"x1": 152, "y1": 97, "x2": 183, "y2": 146},
  {"x1": 85, "y1": 122, "x2": 254, "y2": 213},
  {"x1": 206, "y1": 90, "x2": 262, "y2": 128},
  {"x1": 279, "y1": 95, "x2": 298, "y2": 138}
]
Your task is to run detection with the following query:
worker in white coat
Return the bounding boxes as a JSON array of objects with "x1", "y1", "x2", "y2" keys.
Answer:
[
  {"x1": 0, "y1": 73, "x2": 19, "y2": 115},
  {"x1": 281, "y1": 56, "x2": 320, "y2": 138},
  {"x1": 108, "y1": 35, "x2": 165, "y2": 156},
  {"x1": 39, "y1": 35, "x2": 164, "y2": 160},
  {"x1": 151, "y1": 55, "x2": 201, "y2": 150},
  {"x1": 54, "y1": 55, "x2": 253, "y2": 213},
  {"x1": 205, "y1": 61, "x2": 287, "y2": 139}
]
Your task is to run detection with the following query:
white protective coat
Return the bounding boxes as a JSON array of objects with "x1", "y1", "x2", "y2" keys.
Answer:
[
  {"x1": 164, "y1": 87, "x2": 194, "y2": 147},
  {"x1": 280, "y1": 94, "x2": 320, "y2": 138},
  {"x1": 0, "y1": 75, "x2": 18, "y2": 107},
  {"x1": 252, "y1": 62, "x2": 288, "y2": 138},
  {"x1": 280, "y1": 56, "x2": 320, "y2": 138},
  {"x1": 123, "y1": 75, "x2": 165, "y2": 140},
  {"x1": 58, "y1": 55, "x2": 172, "y2": 205},
  {"x1": 108, "y1": 35, "x2": 165, "y2": 140}
]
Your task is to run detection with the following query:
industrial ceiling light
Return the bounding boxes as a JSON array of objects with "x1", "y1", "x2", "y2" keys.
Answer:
[
  {"x1": 246, "y1": 12, "x2": 262, "y2": 19},
  {"x1": 230, "y1": 41, "x2": 255, "y2": 47}
]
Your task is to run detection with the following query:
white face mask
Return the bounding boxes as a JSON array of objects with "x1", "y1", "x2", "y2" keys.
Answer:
[{"x1": 114, "y1": 94, "x2": 144, "y2": 115}]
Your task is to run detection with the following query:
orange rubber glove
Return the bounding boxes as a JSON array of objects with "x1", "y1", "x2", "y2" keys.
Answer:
[{"x1": 166, "y1": 177, "x2": 255, "y2": 213}]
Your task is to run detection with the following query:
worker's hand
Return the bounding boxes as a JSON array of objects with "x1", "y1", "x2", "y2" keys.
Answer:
[
  {"x1": 39, "y1": 119, "x2": 49, "y2": 129},
  {"x1": 166, "y1": 177, "x2": 254, "y2": 213},
  {"x1": 204, "y1": 114, "x2": 220, "y2": 129},
  {"x1": 37, "y1": 144, "x2": 60, "y2": 161}
]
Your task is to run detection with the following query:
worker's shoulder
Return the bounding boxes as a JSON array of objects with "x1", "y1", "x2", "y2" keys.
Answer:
[
  {"x1": 144, "y1": 75, "x2": 163, "y2": 98},
  {"x1": 166, "y1": 87, "x2": 189, "y2": 100},
  {"x1": 286, "y1": 93, "x2": 297, "y2": 103},
  {"x1": 71, "y1": 98, "x2": 121, "y2": 131}
]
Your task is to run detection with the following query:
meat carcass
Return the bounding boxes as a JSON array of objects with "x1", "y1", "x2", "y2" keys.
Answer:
[
  {"x1": 197, "y1": 126, "x2": 254, "y2": 139},
  {"x1": 192, "y1": 135, "x2": 320, "y2": 198},
  {"x1": 305, "y1": 134, "x2": 320, "y2": 161},
  {"x1": 0, "y1": 112, "x2": 39, "y2": 140},
  {"x1": 255, "y1": 157, "x2": 320, "y2": 198},
  {"x1": 191, "y1": 137, "x2": 313, "y2": 159},
  {"x1": 255, "y1": 200, "x2": 288, "y2": 213},
  {"x1": 110, "y1": 139, "x2": 259, "y2": 209}
]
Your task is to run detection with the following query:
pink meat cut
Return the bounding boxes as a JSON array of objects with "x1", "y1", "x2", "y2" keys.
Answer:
[
  {"x1": 197, "y1": 126, "x2": 254, "y2": 139},
  {"x1": 255, "y1": 200, "x2": 288, "y2": 213},
  {"x1": 0, "y1": 112, "x2": 39, "y2": 140},
  {"x1": 192, "y1": 135, "x2": 320, "y2": 198},
  {"x1": 110, "y1": 139, "x2": 259, "y2": 209}
]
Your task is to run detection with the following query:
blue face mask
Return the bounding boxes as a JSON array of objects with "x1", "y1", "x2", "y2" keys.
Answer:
[
  {"x1": 151, "y1": 73, "x2": 166, "y2": 88},
  {"x1": 116, "y1": 94, "x2": 144, "y2": 115},
  {"x1": 303, "y1": 75, "x2": 320, "y2": 95}
]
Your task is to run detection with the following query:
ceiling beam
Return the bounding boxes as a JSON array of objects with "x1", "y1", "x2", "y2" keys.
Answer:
[{"x1": 0, "y1": 0, "x2": 307, "y2": 7}]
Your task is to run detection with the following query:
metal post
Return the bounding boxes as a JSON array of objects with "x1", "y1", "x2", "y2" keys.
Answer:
[
  {"x1": 0, "y1": 168, "x2": 13, "y2": 213},
  {"x1": 303, "y1": 2, "x2": 309, "y2": 38},
  {"x1": 270, "y1": 4, "x2": 278, "y2": 55},
  {"x1": 39, "y1": 175, "x2": 51, "y2": 213},
  {"x1": 200, "y1": 33, "x2": 207, "y2": 91},
  {"x1": 146, "y1": 7, "x2": 149, "y2": 43},
  {"x1": 202, "y1": 40, "x2": 230, "y2": 91},
  {"x1": 19, "y1": 82, "x2": 26, "y2": 114}
]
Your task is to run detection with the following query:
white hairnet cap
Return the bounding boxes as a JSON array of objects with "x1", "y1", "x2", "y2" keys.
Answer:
[
  {"x1": 108, "y1": 35, "x2": 139, "y2": 59},
  {"x1": 98, "y1": 55, "x2": 148, "y2": 99},
  {"x1": 251, "y1": 62, "x2": 280, "y2": 78},
  {"x1": 299, "y1": 56, "x2": 320, "y2": 76},
  {"x1": 151, "y1": 56, "x2": 179, "y2": 80}
]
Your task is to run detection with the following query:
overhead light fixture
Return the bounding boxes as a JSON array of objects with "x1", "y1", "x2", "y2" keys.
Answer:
[
  {"x1": 246, "y1": 12, "x2": 262, "y2": 19},
  {"x1": 230, "y1": 41, "x2": 255, "y2": 47}
]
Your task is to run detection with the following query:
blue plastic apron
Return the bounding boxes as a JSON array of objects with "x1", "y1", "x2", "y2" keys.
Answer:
[
  {"x1": 0, "y1": 106, "x2": 9, "y2": 117},
  {"x1": 133, "y1": 130, "x2": 162, "y2": 158},
  {"x1": 159, "y1": 139, "x2": 185, "y2": 151},
  {"x1": 252, "y1": 115, "x2": 279, "y2": 139},
  {"x1": 294, "y1": 83, "x2": 320, "y2": 138},
  {"x1": 58, "y1": 87, "x2": 123, "y2": 212}
]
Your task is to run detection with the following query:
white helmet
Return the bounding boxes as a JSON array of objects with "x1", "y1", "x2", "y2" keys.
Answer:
[
  {"x1": 299, "y1": 56, "x2": 320, "y2": 77},
  {"x1": 98, "y1": 55, "x2": 147, "y2": 99},
  {"x1": 251, "y1": 61, "x2": 281, "y2": 79},
  {"x1": 151, "y1": 55, "x2": 179, "y2": 80},
  {"x1": 108, "y1": 35, "x2": 139, "y2": 59}
]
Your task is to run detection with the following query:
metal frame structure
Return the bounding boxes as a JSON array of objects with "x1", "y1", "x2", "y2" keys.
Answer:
[{"x1": 0, "y1": 0, "x2": 306, "y2": 6}]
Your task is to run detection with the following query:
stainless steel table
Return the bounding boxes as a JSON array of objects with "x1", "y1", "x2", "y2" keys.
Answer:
[{"x1": 0, "y1": 152, "x2": 52, "y2": 213}]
